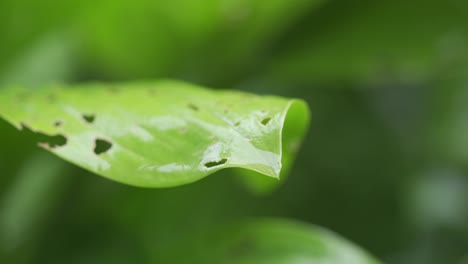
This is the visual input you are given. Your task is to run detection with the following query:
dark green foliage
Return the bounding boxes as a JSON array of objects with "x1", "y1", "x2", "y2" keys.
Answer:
[{"x1": 1, "y1": 0, "x2": 468, "y2": 263}]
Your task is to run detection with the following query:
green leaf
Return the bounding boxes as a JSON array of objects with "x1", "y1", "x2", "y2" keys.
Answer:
[
  {"x1": 0, "y1": 33, "x2": 76, "y2": 87},
  {"x1": 0, "y1": 152, "x2": 69, "y2": 252},
  {"x1": 78, "y1": 0, "x2": 325, "y2": 82},
  {"x1": 0, "y1": 0, "x2": 82, "y2": 73},
  {"x1": 428, "y1": 74, "x2": 468, "y2": 163},
  {"x1": 0, "y1": 81, "x2": 309, "y2": 188},
  {"x1": 177, "y1": 219, "x2": 381, "y2": 264}
]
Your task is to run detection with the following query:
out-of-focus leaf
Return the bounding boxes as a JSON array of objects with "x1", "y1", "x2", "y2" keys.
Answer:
[
  {"x1": 405, "y1": 168, "x2": 468, "y2": 232},
  {"x1": 0, "y1": 0, "x2": 82, "y2": 72},
  {"x1": 267, "y1": 0, "x2": 468, "y2": 83},
  {"x1": 0, "y1": 33, "x2": 76, "y2": 87},
  {"x1": 177, "y1": 219, "x2": 381, "y2": 264},
  {"x1": 0, "y1": 81, "x2": 309, "y2": 187},
  {"x1": 428, "y1": 75, "x2": 468, "y2": 163},
  {"x1": 0, "y1": 152, "x2": 69, "y2": 253},
  {"x1": 78, "y1": 0, "x2": 325, "y2": 83}
]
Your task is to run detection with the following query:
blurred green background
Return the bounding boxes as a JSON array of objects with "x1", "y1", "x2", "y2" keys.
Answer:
[{"x1": 1, "y1": 0, "x2": 468, "y2": 263}]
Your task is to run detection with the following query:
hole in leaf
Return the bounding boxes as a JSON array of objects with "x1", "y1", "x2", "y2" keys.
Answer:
[
  {"x1": 261, "y1": 117, "x2": 271, "y2": 126},
  {"x1": 188, "y1": 104, "x2": 199, "y2": 111},
  {"x1": 204, "y1": 158, "x2": 228, "y2": 168},
  {"x1": 20, "y1": 123, "x2": 67, "y2": 148},
  {"x1": 54, "y1": 120, "x2": 63, "y2": 127},
  {"x1": 94, "y1": 138, "x2": 112, "y2": 155},
  {"x1": 82, "y1": 114, "x2": 95, "y2": 124}
]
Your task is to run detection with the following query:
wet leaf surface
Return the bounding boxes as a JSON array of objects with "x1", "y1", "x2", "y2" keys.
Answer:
[{"x1": 0, "y1": 81, "x2": 309, "y2": 187}]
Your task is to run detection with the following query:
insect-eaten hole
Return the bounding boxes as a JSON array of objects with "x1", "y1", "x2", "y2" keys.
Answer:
[
  {"x1": 94, "y1": 138, "x2": 112, "y2": 155},
  {"x1": 188, "y1": 103, "x2": 199, "y2": 111},
  {"x1": 82, "y1": 114, "x2": 95, "y2": 124},
  {"x1": 54, "y1": 120, "x2": 63, "y2": 127},
  {"x1": 20, "y1": 123, "x2": 67, "y2": 149},
  {"x1": 261, "y1": 117, "x2": 271, "y2": 126},
  {"x1": 204, "y1": 158, "x2": 228, "y2": 168}
]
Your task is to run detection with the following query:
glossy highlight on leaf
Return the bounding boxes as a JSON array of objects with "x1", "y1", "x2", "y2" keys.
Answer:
[{"x1": 0, "y1": 81, "x2": 309, "y2": 187}]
